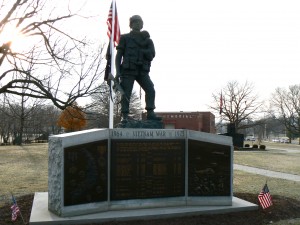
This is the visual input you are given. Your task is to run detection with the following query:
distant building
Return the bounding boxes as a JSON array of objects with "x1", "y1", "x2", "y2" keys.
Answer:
[{"x1": 142, "y1": 111, "x2": 216, "y2": 133}]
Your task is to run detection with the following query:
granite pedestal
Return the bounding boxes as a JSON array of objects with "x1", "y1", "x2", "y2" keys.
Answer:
[{"x1": 47, "y1": 129, "x2": 233, "y2": 217}]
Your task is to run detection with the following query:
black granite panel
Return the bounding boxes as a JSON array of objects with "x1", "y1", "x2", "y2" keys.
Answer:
[
  {"x1": 64, "y1": 140, "x2": 108, "y2": 206},
  {"x1": 188, "y1": 140, "x2": 231, "y2": 196},
  {"x1": 111, "y1": 140, "x2": 185, "y2": 200}
]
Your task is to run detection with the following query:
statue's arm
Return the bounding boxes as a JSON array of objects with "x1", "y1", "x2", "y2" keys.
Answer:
[
  {"x1": 115, "y1": 35, "x2": 125, "y2": 80},
  {"x1": 115, "y1": 50, "x2": 122, "y2": 79}
]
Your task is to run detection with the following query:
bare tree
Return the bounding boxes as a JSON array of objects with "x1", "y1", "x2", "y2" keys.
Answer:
[
  {"x1": 0, "y1": 0, "x2": 104, "y2": 110},
  {"x1": 0, "y1": 96, "x2": 14, "y2": 144},
  {"x1": 271, "y1": 84, "x2": 300, "y2": 144},
  {"x1": 210, "y1": 81, "x2": 263, "y2": 132},
  {"x1": 0, "y1": 93, "x2": 61, "y2": 144},
  {"x1": 88, "y1": 83, "x2": 142, "y2": 128},
  {"x1": 0, "y1": 93, "x2": 46, "y2": 144}
]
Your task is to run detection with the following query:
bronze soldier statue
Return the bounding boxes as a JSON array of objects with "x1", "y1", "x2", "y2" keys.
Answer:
[{"x1": 115, "y1": 15, "x2": 161, "y2": 122}]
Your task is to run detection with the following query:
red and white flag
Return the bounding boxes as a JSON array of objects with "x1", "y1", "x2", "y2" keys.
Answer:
[
  {"x1": 11, "y1": 195, "x2": 20, "y2": 221},
  {"x1": 105, "y1": 0, "x2": 120, "y2": 81},
  {"x1": 106, "y1": 1, "x2": 120, "y2": 47},
  {"x1": 258, "y1": 183, "x2": 273, "y2": 209}
]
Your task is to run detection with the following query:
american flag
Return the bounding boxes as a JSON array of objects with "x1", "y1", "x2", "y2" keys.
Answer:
[
  {"x1": 11, "y1": 195, "x2": 20, "y2": 221},
  {"x1": 105, "y1": 0, "x2": 121, "y2": 81},
  {"x1": 258, "y1": 183, "x2": 273, "y2": 209},
  {"x1": 106, "y1": 1, "x2": 120, "y2": 47}
]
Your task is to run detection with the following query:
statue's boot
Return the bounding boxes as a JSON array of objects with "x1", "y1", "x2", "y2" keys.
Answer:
[{"x1": 147, "y1": 110, "x2": 162, "y2": 120}]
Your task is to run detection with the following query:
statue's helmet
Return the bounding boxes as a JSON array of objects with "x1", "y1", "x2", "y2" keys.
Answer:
[{"x1": 129, "y1": 15, "x2": 143, "y2": 28}]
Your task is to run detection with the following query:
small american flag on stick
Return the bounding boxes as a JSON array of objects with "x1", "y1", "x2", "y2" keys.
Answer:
[
  {"x1": 258, "y1": 183, "x2": 273, "y2": 209},
  {"x1": 11, "y1": 195, "x2": 20, "y2": 221}
]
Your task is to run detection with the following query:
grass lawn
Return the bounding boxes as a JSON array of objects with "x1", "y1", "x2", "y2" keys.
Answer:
[
  {"x1": 0, "y1": 141, "x2": 300, "y2": 224},
  {"x1": 0, "y1": 143, "x2": 48, "y2": 205},
  {"x1": 235, "y1": 141, "x2": 300, "y2": 175}
]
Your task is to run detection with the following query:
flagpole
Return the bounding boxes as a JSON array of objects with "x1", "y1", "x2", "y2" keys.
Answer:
[{"x1": 108, "y1": 0, "x2": 116, "y2": 129}]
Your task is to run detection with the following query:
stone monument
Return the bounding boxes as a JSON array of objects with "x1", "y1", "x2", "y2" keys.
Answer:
[
  {"x1": 47, "y1": 14, "x2": 234, "y2": 220},
  {"x1": 48, "y1": 128, "x2": 233, "y2": 217}
]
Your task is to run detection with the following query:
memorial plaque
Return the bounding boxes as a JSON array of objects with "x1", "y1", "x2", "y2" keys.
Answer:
[
  {"x1": 188, "y1": 140, "x2": 231, "y2": 196},
  {"x1": 111, "y1": 140, "x2": 185, "y2": 200},
  {"x1": 64, "y1": 140, "x2": 108, "y2": 206}
]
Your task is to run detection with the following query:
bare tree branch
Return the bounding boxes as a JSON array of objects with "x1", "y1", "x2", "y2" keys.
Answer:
[
  {"x1": 209, "y1": 80, "x2": 263, "y2": 131},
  {"x1": 271, "y1": 85, "x2": 300, "y2": 143},
  {"x1": 0, "y1": 0, "x2": 104, "y2": 110}
]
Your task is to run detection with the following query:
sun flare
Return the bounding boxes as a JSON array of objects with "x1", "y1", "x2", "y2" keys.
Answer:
[{"x1": 0, "y1": 24, "x2": 26, "y2": 53}]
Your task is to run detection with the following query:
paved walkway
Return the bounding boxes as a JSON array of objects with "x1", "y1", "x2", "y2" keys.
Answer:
[
  {"x1": 267, "y1": 147, "x2": 300, "y2": 153},
  {"x1": 234, "y1": 164, "x2": 300, "y2": 182}
]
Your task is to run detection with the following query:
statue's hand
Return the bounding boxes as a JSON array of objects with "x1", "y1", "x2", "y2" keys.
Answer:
[{"x1": 114, "y1": 73, "x2": 120, "y2": 83}]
